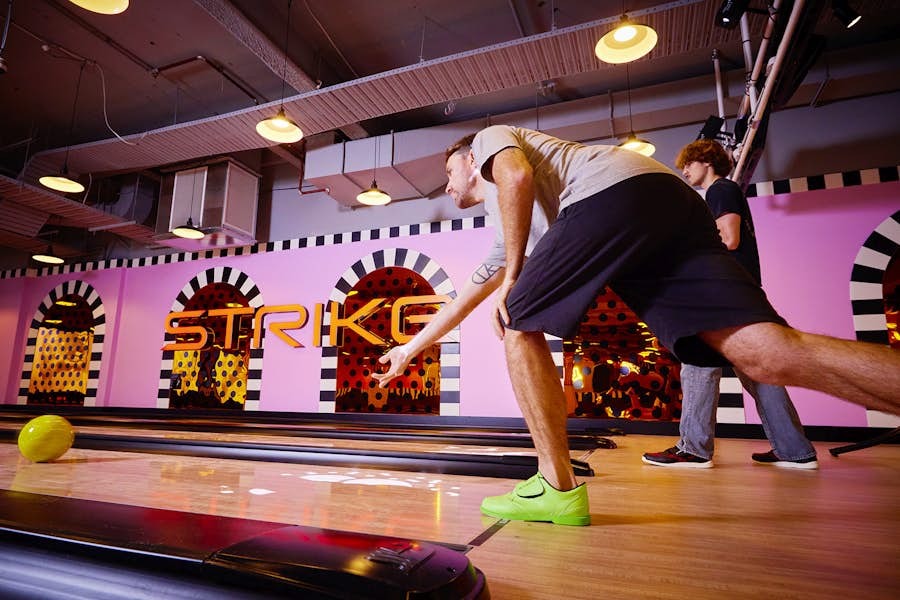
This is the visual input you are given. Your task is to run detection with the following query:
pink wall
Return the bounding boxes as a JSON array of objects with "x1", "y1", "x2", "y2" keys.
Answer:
[
  {"x1": 749, "y1": 182, "x2": 900, "y2": 426},
  {"x1": 2, "y1": 180, "x2": 897, "y2": 426}
]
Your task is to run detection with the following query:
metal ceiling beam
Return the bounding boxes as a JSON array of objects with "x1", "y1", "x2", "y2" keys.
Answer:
[
  {"x1": 192, "y1": 0, "x2": 367, "y2": 140},
  {"x1": 23, "y1": 0, "x2": 715, "y2": 181}
]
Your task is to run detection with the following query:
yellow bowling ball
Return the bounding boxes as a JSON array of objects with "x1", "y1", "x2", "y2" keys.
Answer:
[{"x1": 17, "y1": 415, "x2": 75, "y2": 462}]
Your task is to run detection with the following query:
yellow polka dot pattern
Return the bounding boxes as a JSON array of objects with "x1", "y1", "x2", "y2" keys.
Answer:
[
  {"x1": 213, "y1": 350, "x2": 247, "y2": 405},
  {"x1": 28, "y1": 328, "x2": 91, "y2": 394},
  {"x1": 174, "y1": 351, "x2": 200, "y2": 394}
]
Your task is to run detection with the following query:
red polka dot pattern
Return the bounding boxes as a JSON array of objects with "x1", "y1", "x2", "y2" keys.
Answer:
[
  {"x1": 563, "y1": 287, "x2": 683, "y2": 421},
  {"x1": 336, "y1": 267, "x2": 441, "y2": 414}
]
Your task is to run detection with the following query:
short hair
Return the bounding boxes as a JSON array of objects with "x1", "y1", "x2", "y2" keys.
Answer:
[
  {"x1": 674, "y1": 139, "x2": 732, "y2": 176},
  {"x1": 445, "y1": 133, "x2": 476, "y2": 162}
]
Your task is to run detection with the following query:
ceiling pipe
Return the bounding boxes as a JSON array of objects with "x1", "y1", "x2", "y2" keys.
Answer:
[
  {"x1": 738, "y1": 0, "x2": 783, "y2": 121},
  {"x1": 151, "y1": 55, "x2": 265, "y2": 105},
  {"x1": 733, "y1": 0, "x2": 805, "y2": 184}
]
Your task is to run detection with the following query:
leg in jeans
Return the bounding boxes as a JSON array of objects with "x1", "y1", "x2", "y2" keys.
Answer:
[
  {"x1": 735, "y1": 369, "x2": 816, "y2": 461},
  {"x1": 677, "y1": 363, "x2": 722, "y2": 460}
]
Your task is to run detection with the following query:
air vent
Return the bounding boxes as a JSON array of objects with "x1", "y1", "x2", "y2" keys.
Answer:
[{"x1": 155, "y1": 159, "x2": 260, "y2": 250}]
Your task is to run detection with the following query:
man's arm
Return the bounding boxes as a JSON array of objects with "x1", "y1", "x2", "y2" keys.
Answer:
[
  {"x1": 715, "y1": 213, "x2": 741, "y2": 250},
  {"x1": 372, "y1": 263, "x2": 505, "y2": 388},
  {"x1": 489, "y1": 147, "x2": 535, "y2": 337}
]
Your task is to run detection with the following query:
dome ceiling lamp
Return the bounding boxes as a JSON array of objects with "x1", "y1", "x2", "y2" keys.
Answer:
[
  {"x1": 40, "y1": 61, "x2": 87, "y2": 194},
  {"x1": 594, "y1": 3, "x2": 658, "y2": 65},
  {"x1": 31, "y1": 243, "x2": 64, "y2": 265},
  {"x1": 171, "y1": 168, "x2": 205, "y2": 240},
  {"x1": 256, "y1": 0, "x2": 303, "y2": 144},
  {"x1": 357, "y1": 135, "x2": 391, "y2": 206},
  {"x1": 67, "y1": 0, "x2": 129, "y2": 15}
]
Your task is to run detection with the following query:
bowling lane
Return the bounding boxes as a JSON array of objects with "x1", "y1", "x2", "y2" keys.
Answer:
[
  {"x1": 1, "y1": 421, "x2": 544, "y2": 456},
  {"x1": 0, "y1": 442, "x2": 520, "y2": 547},
  {"x1": 0, "y1": 416, "x2": 598, "y2": 480}
]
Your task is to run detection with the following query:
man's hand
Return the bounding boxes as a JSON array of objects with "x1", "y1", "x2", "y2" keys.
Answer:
[
  {"x1": 372, "y1": 344, "x2": 412, "y2": 388},
  {"x1": 492, "y1": 278, "x2": 516, "y2": 339}
]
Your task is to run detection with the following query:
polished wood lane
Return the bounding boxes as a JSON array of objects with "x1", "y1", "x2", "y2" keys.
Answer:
[{"x1": 1, "y1": 432, "x2": 897, "y2": 599}]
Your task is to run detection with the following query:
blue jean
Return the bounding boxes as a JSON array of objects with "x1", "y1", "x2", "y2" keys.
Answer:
[{"x1": 677, "y1": 364, "x2": 816, "y2": 461}]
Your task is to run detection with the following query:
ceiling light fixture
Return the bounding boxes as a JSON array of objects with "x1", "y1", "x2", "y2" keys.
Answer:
[
  {"x1": 256, "y1": 0, "x2": 303, "y2": 144},
  {"x1": 832, "y1": 0, "x2": 861, "y2": 28},
  {"x1": 32, "y1": 244, "x2": 64, "y2": 265},
  {"x1": 171, "y1": 217, "x2": 204, "y2": 240},
  {"x1": 357, "y1": 136, "x2": 391, "y2": 206},
  {"x1": 714, "y1": 0, "x2": 751, "y2": 29},
  {"x1": 594, "y1": 6, "x2": 658, "y2": 65},
  {"x1": 67, "y1": 0, "x2": 129, "y2": 14},
  {"x1": 171, "y1": 168, "x2": 205, "y2": 239},
  {"x1": 40, "y1": 61, "x2": 87, "y2": 194},
  {"x1": 618, "y1": 64, "x2": 656, "y2": 157}
]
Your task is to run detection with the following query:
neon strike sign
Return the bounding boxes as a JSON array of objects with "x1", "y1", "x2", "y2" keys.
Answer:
[{"x1": 162, "y1": 295, "x2": 450, "y2": 351}]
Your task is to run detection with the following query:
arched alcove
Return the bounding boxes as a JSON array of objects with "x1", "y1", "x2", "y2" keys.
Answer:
[{"x1": 19, "y1": 280, "x2": 105, "y2": 406}]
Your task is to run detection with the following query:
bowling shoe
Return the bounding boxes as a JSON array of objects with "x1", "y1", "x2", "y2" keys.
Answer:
[{"x1": 480, "y1": 473, "x2": 590, "y2": 526}]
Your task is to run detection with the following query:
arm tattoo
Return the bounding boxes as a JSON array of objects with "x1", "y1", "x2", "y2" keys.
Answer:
[{"x1": 471, "y1": 263, "x2": 501, "y2": 285}]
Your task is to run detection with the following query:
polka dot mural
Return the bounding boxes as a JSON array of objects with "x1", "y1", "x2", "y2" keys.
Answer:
[
  {"x1": 19, "y1": 280, "x2": 105, "y2": 406},
  {"x1": 159, "y1": 267, "x2": 264, "y2": 410},
  {"x1": 562, "y1": 287, "x2": 683, "y2": 421},
  {"x1": 168, "y1": 283, "x2": 251, "y2": 410},
  {"x1": 335, "y1": 267, "x2": 442, "y2": 414},
  {"x1": 320, "y1": 248, "x2": 459, "y2": 415}
]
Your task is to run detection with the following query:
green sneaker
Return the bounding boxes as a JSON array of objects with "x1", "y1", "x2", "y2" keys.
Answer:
[{"x1": 480, "y1": 473, "x2": 590, "y2": 526}]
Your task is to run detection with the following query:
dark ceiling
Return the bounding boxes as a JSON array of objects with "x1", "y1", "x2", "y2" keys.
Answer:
[{"x1": 0, "y1": 0, "x2": 897, "y2": 265}]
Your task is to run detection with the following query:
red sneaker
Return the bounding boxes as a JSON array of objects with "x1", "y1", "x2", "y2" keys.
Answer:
[{"x1": 642, "y1": 446, "x2": 713, "y2": 468}]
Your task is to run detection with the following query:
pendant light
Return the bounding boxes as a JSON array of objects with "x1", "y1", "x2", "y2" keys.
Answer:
[
  {"x1": 171, "y1": 169, "x2": 205, "y2": 239},
  {"x1": 256, "y1": 0, "x2": 303, "y2": 144},
  {"x1": 619, "y1": 134, "x2": 656, "y2": 157},
  {"x1": 40, "y1": 61, "x2": 87, "y2": 194},
  {"x1": 357, "y1": 136, "x2": 391, "y2": 206},
  {"x1": 171, "y1": 217, "x2": 204, "y2": 240},
  {"x1": 618, "y1": 64, "x2": 656, "y2": 157},
  {"x1": 67, "y1": 0, "x2": 129, "y2": 14},
  {"x1": 32, "y1": 244, "x2": 64, "y2": 265},
  {"x1": 595, "y1": 3, "x2": 657, "y2": 65}
]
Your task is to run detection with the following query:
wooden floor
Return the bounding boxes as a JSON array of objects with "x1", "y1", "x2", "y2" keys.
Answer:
[{"x1": 1, "y1": 426, "x2": 897, "y2": 599}]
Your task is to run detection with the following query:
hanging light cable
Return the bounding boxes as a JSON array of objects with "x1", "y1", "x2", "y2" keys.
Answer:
[
  {"x1": 256, "y1": 0, "x2": 303, "y2": 143},
  {"x1": 357, "y1": 136, "x2": 391, "y2": 206},
  {"x1": 171, "y1": 169, "x2": 205, "y2": 239},
  {"x1": 618, "y1": 64, "x2": 656, "y2": 157},
  {"x1": 595, "y1": 2, "x2": 658, "y2": 64},
  {"x1": 40, "y1": 61, "x2": 87, "y2": 194}
]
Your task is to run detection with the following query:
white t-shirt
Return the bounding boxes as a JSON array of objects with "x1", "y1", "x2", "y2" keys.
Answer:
[
  {"x1": 480, "y1": 180, "x2": 553, "y2": 267},
  {"x1": 472, "y1": 125, "x2": 672, "y2": 212}
]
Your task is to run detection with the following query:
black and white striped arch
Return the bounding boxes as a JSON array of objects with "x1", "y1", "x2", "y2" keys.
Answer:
[
  {"x1": 319, "y1": 248, "x2": 460, "y2": 415},
  {"x1": 157, "y1": 267, "x2": 265, "y2": 411},
  {"x1": 18, "y1": 280, "x2": 105, "y2": 406},
  {"x1": 850, "y1": 209, "x2": 900, "y2": 427}
]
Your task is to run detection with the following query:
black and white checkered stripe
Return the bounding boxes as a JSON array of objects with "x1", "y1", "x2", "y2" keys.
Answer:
[
  {"x1": 745, "y1": 165, "x2": 899, "y2": 198},
  {"x1": 18, "y1": 280, "x2": 105, "y2": 406},
  {"x1": 850, "y1": 209, "x2": 900, "y2": 427},
  {"x1": 2, "y1": 216, "x2": 488, "y2": 279},
  {"x1": 157, "y1": 267, "x2": 265, "y2": 410},
  {"x1": 319, "y1": 248, "x2": 460, "y2": 415}
]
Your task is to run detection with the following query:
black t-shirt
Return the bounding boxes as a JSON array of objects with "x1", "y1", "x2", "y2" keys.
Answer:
[{"x1": 705, "y1": 178, "x2": 761, "y2": 284}]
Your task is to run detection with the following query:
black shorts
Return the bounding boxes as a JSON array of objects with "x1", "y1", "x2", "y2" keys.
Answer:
[{"x1": 504, "y1": 172, "x2": 786, "y2": 367}]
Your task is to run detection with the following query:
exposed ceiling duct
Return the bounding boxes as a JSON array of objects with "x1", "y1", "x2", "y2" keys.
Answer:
[{"x1": 24, "y1": 0, "x2": 763, "y2": 183}]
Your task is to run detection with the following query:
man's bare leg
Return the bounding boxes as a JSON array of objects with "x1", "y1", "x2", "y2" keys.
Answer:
[
  {"x1": 700, "y1": 322, "x2": 900, "y2": 415},
  {"x1": 504, "y1": 329, "x2": 577, "y2": 491}
]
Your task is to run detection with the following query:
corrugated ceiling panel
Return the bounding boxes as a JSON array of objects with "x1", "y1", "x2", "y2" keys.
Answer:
[{"x1": 24, "y1": 0, "x2": 765, "y2": 181}]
